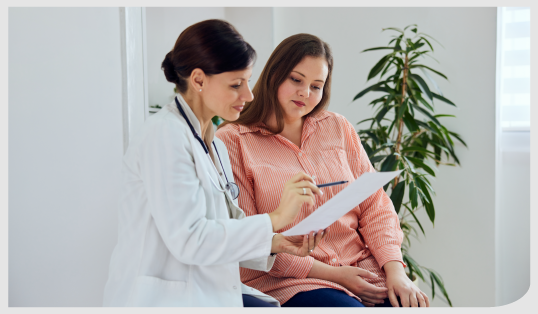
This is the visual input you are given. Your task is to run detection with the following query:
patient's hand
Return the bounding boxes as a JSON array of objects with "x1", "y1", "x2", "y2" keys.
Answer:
[
  {"x1": 333, "y1": 266, "x2": 388, "y2": 306},
  {"x1": 383, "y1": 261, "x2": 430, "y2": 307},
  {"x1": 271, "y1": 229, "x2": 325, "y2": 257}
]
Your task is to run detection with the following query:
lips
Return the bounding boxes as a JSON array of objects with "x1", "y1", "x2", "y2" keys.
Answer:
[
  {"x1": 292, "y1": 100, "x2": 305, "y2": 107},
  {"x1": 232, "y1": 106, "x2": 244, "y2": 112}
]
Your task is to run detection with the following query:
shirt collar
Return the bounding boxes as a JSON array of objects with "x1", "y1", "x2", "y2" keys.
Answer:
[{"x1": 238, "y1": 109, "x2": 331, "y2": 135}]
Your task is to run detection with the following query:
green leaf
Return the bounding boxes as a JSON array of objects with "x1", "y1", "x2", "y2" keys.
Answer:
[
  {"x1": 432, "y1": 92, "x2": 457, "y2": 107},
  {"x1": 448, "y1": 131, "x2": 468, "y2": 147},
  {"x1": 434, "y1": 114, "x2": 456, "y2": 119},
  {"x1": 410, "y1": 64, "x2": 448, "y2": 80},
  {"x1": 402, "y1": 112, "x2": 419, "y2": 132},
  {"x1": 368, "y1": 55, "x2": 392, "y2": 81},
  {"x1": 411, "y1": 28, "x2": 417, "y2": 33},
  {"x1": 365, "y1": 131, "x2": 380, "y2": 145},
  {"x1": 397, "y1": 98, "x2": 408, "y2": 121},
  {"x1": 357, "y1": 117, "x2": 376, "y2": 126},
  {"x1": 381, "y1": 154, "x2": 398, "y2": 172},
  {"x1": 430, "y1": 273, "x2": 436, "y2": 300},
  {"x1": 403, "y1": 24, "x2": 418, "y2": 31},
  {"x1": 417, "y1": 32, "x2": 444, "y2": 48},
  {"x1": 409, "y1": 74, "x2": 433, "y2": 102},
  {"x1": 361, "y1": 46, "x2": 398, "y2": 53},
  {"x1": 424, "y1": 200, "x2": 435, "y2": 224},
  {"x1": 382, "y1": 27, "x2": 405, "y2": 34},
  {"x1": 405, "y1": 156, "x2": 436, "y2": 176},
  {"x1": 403, "y1": 253, "x2": 425, "y2": 281},
  {"x1": 405, "y1": 204, "x2": 425, "y2": 235},
  {"x1": 390, "y1": 181, "x2": 406, "y2": 214},
  {"x1": 353, "y1": 82, "x2": 385, "y2": 101},
  {"x1": 369, "y1": 155, "x2": 388, "y2": 164},
  {"x1": 431, "y1": 271, "x2": 453, "y2": 306},
  {"x1": 401, "y1": 146, "x2": 435, "y2": 158},
  {"x1": 412, "y1": 103, "x2": 442, "y2": 127}
]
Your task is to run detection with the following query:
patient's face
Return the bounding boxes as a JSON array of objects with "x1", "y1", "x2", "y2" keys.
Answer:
[{"x1": 277, "y1": 56, "x2": 328, "y2": 124}]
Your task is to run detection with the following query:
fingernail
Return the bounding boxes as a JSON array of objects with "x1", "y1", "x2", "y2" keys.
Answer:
[
  {"x1": 321, "y1": 231, "x2": 324, "y2": 236},
  {"x1": 320, "y1": 190, "x2": 324, "y2": 195}
]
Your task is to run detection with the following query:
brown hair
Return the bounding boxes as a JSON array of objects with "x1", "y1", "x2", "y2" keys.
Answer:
[
  {"x1": 161, "y1": 19, "x2": 256, "y2": 93},
  {"x1": 220, "y1": 33, "x2": 333, "y2": 134}
]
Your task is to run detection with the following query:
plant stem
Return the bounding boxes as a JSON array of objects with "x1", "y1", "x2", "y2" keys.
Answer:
[{"x1": 394, "y1": 53, "x2": 409, "y2": 186}]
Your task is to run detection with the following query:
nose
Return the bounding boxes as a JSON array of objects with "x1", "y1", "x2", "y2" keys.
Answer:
[
  {"x1": 298, "y1": 85, "x2": 309, "y2": 99},
  {"x1": 243, "y1": 84, "x2": 254, "y2": 102}
]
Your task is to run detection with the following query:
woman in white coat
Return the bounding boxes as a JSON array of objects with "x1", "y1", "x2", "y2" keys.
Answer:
[{"x1": 103, "y1": 19, "x2": 324, "y2": 307}]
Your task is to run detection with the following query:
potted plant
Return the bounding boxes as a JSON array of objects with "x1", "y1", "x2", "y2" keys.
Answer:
[{"x1": 353, "y1": 25, "x2": 467, "y2": 307}]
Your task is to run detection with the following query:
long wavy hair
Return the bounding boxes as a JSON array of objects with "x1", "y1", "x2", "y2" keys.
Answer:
[{"x1": 219, "y1": 33, "x2": 333, "y2": 134}]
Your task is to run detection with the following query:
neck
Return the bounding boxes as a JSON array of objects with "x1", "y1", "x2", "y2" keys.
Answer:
[
  {"x1": 180, "y1": 90, "x2": 214, "y2": 141},
  {"x1": 268, "y1": 114, "x2": 305, "y2": 147}
]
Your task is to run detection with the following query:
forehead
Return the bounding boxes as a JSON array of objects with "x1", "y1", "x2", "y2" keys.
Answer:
[
  {"x1": 292, "y1": 56, "x2": 329, "y2": 80},
  {"x1": 216, "y1": 66, "x2": 253, "y2": 80}
]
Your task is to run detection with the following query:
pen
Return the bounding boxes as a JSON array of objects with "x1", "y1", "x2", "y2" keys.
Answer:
[{"x1": 316, "y1": 181, "x2": 348, "y2": 188}]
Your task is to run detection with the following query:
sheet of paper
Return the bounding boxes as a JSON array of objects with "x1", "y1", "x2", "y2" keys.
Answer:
[{"x1": 282, "y1": 170, "x2": 403, "y2": 236}]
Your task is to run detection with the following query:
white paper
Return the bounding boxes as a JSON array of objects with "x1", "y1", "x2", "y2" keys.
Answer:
[{"x1": 282, "y1": 170, "x2": 403, "y2": 236}]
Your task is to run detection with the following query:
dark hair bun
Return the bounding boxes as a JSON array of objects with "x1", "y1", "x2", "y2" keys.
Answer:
[
  {"x1": 161, "y1": 51, "x2": 179, "y2": 85},
  {"x1": 163, "y1": 19, "x2": 256, "y2": 94}
]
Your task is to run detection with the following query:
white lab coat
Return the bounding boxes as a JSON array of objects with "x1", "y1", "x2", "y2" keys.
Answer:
[{"x1": 103, "y1": 94, "x2": 279, "y2": 307}]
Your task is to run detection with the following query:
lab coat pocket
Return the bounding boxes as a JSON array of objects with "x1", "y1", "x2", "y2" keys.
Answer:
[{"x1": 125, "y1": 276, "x2": 187, "y2": 307}]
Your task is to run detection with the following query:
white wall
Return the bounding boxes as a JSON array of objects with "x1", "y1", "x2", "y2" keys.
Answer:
[
  {"x1": 498, "y1": 131, "x2": 530, "y2": 305},
  {"x1": 274, "y1": 7, "x2": 497, "y2": 307},
  {"x1": 9, "y1": 8, "x2": 123, "y2": 306}
]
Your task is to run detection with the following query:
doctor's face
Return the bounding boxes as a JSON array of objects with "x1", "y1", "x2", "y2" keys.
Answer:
[{"x1": 202, "y1": 66, "x2": 254, "y2": 122}]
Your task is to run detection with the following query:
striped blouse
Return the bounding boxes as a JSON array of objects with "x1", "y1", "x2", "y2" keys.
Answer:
[{"x1": 216, "y1": 110, "x2": 405, "y2": 305}]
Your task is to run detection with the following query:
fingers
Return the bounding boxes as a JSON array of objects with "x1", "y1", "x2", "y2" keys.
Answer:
[
  {"x1": 313, "y1": 229, "x2": 324, "y2": 249},
  {"x1": 420, "y1": 291, "x2": 430, "y2": 307},
  {"x1": 289, "y1": 171, "x2": 314, "y2": 184},
  {"x1": 355, "y1": 268, "x2": 379, "y2": 280},
  {"x1": 362, "y1": 301, "x2": 375, "y2": 307},
  {"x1": 360, "y1": 296, "x2": 385, "y2": 305},
  {"x1": 295, "y1": 179, "x2": 322, "y2": 196},
  {"x1": 399, "y1": 290, "x2": 411, "y2": 307},
  {"x1": 417, "y1": 291, "x2": 427, "y2": 307},
  {"x1": 387, "y1": 289, "x2": 399, "y2": 308},
  {"x1": 308, "y1": 231, "x2": 316, "y2": 255},
  {"x1": 409, "y1": 292, "x2": 418, "y2": 307}
]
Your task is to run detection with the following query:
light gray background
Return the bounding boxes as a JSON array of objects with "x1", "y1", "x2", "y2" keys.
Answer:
[{"x1": 8, "y1": 7, "x2": 530, "y2": 307}]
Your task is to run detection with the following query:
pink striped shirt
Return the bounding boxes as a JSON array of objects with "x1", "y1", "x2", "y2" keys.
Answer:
[{"x1": 216, "y1": 110, "x2": 404, "y2": 304}]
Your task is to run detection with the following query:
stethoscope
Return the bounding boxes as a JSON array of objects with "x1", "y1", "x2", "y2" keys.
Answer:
[{"x1": 175, "y1": 97, "x2": 240, "y2": 200}]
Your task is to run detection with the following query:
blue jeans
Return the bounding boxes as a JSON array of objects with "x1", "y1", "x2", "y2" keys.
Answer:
[
  {"x1": 282, "y1": 288, "x2": 365, "y2": 307},
  {"x1": 242, "y1": 294, "x2": 278, "y2": 307}
]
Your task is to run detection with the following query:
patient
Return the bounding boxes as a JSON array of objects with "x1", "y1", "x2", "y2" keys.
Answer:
[{"x1": 216, "y1": 33, "x2": 429, "y2": 307}]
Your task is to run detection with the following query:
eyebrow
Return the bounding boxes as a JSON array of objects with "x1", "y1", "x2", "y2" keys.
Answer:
[{"x1": 292, "y1": 71, "x2": 325, "y2": 83}]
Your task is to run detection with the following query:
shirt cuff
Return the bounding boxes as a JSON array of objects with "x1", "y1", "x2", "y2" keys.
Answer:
[
  {"x1": 284, "y1": 255, "x2": 315, "y2": 278},
  {"x1": 373, "y1": 244, "x2": 406, "y2": 269}
]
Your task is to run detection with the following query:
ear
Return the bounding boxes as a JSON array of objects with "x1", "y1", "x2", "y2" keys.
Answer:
[{"x1": 190, "y1": 68, "x2": 205, "y2": 92}]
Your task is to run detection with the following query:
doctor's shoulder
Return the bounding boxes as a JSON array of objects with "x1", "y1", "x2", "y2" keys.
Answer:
[{"x1": 123, "y1": 103, "x2": 192, "y2": 158}]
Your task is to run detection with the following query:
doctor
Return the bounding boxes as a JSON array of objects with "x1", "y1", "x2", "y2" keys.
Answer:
[{"x1": 103, "y1": 19, "x2": 324, "y2": 307}]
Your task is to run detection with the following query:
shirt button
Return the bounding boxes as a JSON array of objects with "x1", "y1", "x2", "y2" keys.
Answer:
[
  {"x1": 332, "y1": 258, "x2": 337, "y2": 262},
  {"x1": 298, "y1": 152, "x2": 303, "y2": 157}
]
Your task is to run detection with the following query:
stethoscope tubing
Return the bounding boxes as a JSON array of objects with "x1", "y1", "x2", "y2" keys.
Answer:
[{"x1": 175, "y1": 96, "x2": 239, "y2": 200}]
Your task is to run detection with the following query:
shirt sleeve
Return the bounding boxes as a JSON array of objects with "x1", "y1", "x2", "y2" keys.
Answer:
[
  {"x1": 216, "y1": 127, "x2": 315, "y2": 278},
  {"x1": 342, "y1": 116, "x2": 406, "y2": 269}
]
